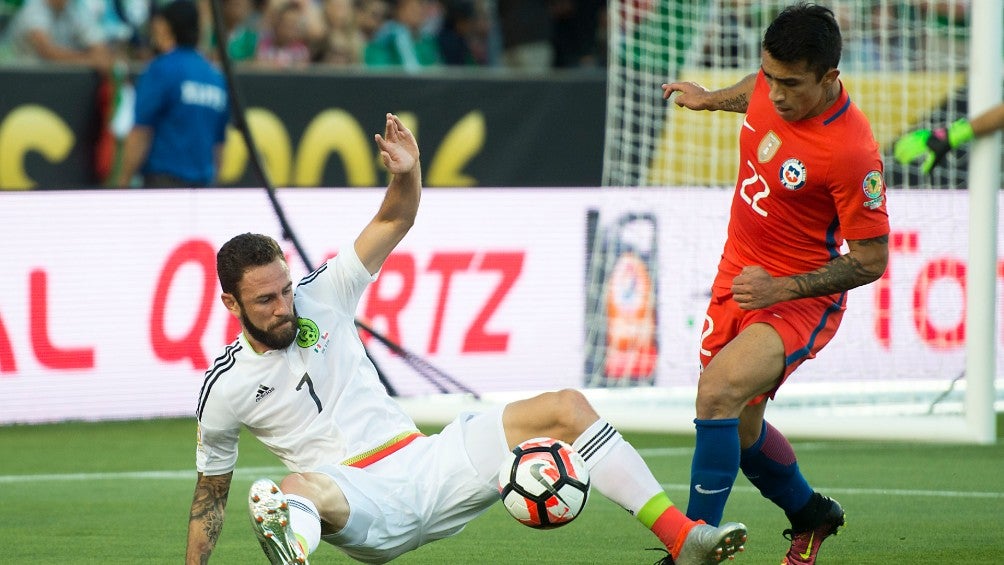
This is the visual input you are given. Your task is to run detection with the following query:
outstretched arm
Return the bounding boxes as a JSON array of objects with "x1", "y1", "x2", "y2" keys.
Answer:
[
  {"x1": 355, "y1": 113, "x2": 422, "y2": 274},
  {"x1": 968, "y1": 101, "x2": 1004, "y2": 138},
  {"x1": 730, "y1": 235, "x2": 889, "y2": 310},
  {"x1": 661, "y1": 72, "x2": 757, "y2": 113},
  {"x1": 26, "y1": 29, "x2": 113, "y2": 72},
  {"x1": 185, "y1": 471, "x2": 233, "y2": 564}
]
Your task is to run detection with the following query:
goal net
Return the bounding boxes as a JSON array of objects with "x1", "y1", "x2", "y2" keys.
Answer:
[{"x1": 594, "y1": 0, "x2": 1001, "y2": 442}]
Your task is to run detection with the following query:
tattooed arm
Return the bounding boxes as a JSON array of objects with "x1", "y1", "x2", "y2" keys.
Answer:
[
  {"x1": 661, "y1": 72, "x2": 756, "y2": 113},
  {"x1": 731, "y1": 235, "x2": 889, "y2": 310},
  {"x1": 186, "y1": 471, "x2": 233, "y2": 564}
]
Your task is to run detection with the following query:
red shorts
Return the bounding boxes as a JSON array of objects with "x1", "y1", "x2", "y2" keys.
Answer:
[{"x1": 699, "y1": 284, "x2": 847, "y2": 401}]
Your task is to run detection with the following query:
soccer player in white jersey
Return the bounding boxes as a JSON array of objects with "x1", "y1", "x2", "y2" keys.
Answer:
[{"x1": 184, "y1": 113, "x2": 747, "y2": 565}]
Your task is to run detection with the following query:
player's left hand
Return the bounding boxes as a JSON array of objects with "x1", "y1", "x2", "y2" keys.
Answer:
[
  {"x1": 375, "y1": 113, "x2": 419, "y2": 175},
  {"x1": 731, "y1": 265, "x2": 780, "y2": 310}
]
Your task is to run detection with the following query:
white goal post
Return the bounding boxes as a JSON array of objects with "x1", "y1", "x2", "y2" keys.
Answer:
[
  {"x1": 596, "y1": 0, "x2": 1001, "y2": 443},
  {"x1": 964, "y1": 1, "x2": 1001, "y2": 444}
]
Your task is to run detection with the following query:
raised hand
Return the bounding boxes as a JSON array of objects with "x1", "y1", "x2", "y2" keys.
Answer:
[{"x1": 374, "y1": 113, "x2": 419, "y2": 176}]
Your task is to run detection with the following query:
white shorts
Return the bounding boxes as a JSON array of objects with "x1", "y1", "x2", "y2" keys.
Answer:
[{"x1": 315, "y1": 408, "x2": 508, "y2": 563}]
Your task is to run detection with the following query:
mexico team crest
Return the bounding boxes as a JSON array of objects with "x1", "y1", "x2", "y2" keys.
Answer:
[
  {"x1": 779, "y1": 158, "x2": 807, "y2": 190},
  {"x1": 862, "y1": 170, "x2": 885, "y2": 209},
  {"x1": 296, "y1": 317, "x2": 320, "y2": 348}
]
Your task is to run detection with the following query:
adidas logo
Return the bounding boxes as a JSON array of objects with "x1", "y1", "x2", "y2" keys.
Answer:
[{"x1": 254, "y1": 384, "x2": 275, "y2": 403}]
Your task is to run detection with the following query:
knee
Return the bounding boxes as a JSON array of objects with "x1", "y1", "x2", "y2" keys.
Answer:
[
  {"x1": 280, "y1": 472, "x2": 350, "y2": 531},
  {"x1": 279, "y1": 473, "x2": 315, "y2": 498},
  {"x1": 280, "y1": 472, "x2": 341, "y2": 503},
  {"x1": 695, "y1": 372, "x2": 747, "y2": 419},
  {"x1": 504, "y1": 389, "x2": 601, "y2": 447},
  {"x1": 544, "y1": 389, "x2": 598, "y2": 435},
  {"x1": 545, "y1": 387, "x2": 592, "y2": 413}
]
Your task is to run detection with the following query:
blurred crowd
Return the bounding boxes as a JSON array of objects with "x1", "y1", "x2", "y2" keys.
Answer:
[
  {"x1": 691, "y1": 1, "x2": 970, "y2": 73},
  {"x1": 0, "y1": 0, "x2": 608, "y2": 72}
]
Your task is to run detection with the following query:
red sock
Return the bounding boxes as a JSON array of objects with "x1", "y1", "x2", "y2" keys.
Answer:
[{"x1": 651, "y1": 506, "x2": 703, "y2": 558}]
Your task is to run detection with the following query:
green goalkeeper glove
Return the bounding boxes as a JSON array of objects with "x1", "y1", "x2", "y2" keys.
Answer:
[{"x1": 893, "y1": 118, "x2": 975, "y2": 174}]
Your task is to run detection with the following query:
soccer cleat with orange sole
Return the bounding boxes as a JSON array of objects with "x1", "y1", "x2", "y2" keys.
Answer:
[
  {"x1": 248, "y1": 478, "x2": 309, "y2": 565},
  {"x1": 673, "y1": 521, "x2": 747, "y2": 565}
]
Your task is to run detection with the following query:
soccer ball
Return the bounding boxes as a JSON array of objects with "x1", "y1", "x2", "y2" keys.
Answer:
[{"x1": 497, "y1": 437, "x2": 591, "y2": 529}]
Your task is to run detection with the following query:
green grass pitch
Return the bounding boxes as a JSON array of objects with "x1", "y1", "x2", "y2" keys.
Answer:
[{"x1": 2, "y1": 415, "x2": 1002, "y2": 564}]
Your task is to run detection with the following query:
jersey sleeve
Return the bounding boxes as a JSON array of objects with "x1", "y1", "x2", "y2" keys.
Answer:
[
  {"x1": 195, "y1": 384, "x2": 241, "y2": 475},
  {"x1": 195, "y1": 421, "x2": 240, "y2": 475},
  {"x1": 829, "y1": 138, "x2": 890, "y2": 241}
]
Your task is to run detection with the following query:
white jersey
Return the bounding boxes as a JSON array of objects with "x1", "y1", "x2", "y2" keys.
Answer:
[{"x1": 195, "y1": 246, "x2": 419, "y2": 476}]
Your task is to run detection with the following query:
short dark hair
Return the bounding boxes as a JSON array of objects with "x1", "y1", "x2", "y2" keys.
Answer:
[
  {"x1": 157, "y1": 0, "x2": 200, "y2": 48},
  {"x1": 217, "y1": 233, "x2": 285, "y2": 298},
  {"x1": 762, "y1": 3, "x2": 841, "y2": 80}
]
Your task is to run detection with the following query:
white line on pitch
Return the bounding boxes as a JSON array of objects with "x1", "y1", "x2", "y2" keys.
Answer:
[
  {"x1": 0, "y1": 466, "x2": 288, "y2": 484},
  {"x1": 645, "y1": 446, "x2": 1004, "y2": 499},
  {"x1": 2, "y1": 462, "x2": 1000, "y2": 500},
  {"x1": 658, "y1": 483, "x2": 1004, "y2": 500}
]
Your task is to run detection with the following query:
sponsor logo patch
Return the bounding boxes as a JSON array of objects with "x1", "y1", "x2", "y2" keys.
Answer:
[{"x1": 254, "y1": 384, "x2": 275, "y2": 403}]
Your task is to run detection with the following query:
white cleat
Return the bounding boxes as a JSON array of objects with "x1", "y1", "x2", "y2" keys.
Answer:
[
  {"x1": 675, "y1": 521, "x2": 747, "y2": 565},
  {"x1": 248, "y1": 478, "x2": 308, "y2": 565}
]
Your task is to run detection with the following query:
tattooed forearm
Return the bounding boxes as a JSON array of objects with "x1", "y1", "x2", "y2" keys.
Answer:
[
  {"x1": 719, "y1": 92, "x2": 750, "y2": 113},
  {"x1": 788, "y1": 235, "x2": 889, "y2": 299},
  {"x1": 716, "y1": 72, "x2": 755, "y2": 113},
  {"x1": 186, "y1": 472, "x2": 232, "y2": 564}
]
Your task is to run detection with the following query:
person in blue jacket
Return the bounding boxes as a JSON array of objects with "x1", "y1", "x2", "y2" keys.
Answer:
[{"x1": 113, "y1": 0, "x2": 229, "y2": 188}]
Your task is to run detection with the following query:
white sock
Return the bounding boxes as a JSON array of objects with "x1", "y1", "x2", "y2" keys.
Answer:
[
  {"x1": 286, "y1": 494, "x2": 321, "y2": 554},
  {"x1": 571, "y1": 419, "x2": 663, "y2": 514}
]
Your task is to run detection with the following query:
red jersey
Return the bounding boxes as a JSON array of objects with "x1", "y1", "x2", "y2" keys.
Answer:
[{"x1": 714, "y1": 71, "x2": 890, "y2": 290}]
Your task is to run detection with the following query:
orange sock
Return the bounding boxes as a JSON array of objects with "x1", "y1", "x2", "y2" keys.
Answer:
[{"x1": 636, "y1": 493, "x2": 702, "y2": 558}]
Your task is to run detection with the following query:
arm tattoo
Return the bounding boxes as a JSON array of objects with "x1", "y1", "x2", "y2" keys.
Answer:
[
  {"x1": 719, "y1": 92, "x2": 750, "y2": 113},
  {"x1": 717, "y1": 73, "x2": 755, "y2": 113},
  {"x1": 189, "y1": 472, "x2": 232, "y2": 562},
  {"x1": 789, "y1": 235, "x2": 889, "y2": 299}
]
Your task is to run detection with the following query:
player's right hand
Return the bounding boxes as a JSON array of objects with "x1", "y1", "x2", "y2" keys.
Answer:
[{"x1": 661, "y1": 81, "x2": 712, "y2": 110}]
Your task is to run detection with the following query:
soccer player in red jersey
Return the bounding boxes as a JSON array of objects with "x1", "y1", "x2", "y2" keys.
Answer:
[{"x1": 661, "y1": 4, "x2": 889, "y2": 564}]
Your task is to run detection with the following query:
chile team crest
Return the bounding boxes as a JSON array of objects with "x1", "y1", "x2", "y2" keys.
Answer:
[{"x1": 779, "y1": 158, "x2": 807, "y2": 190}]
